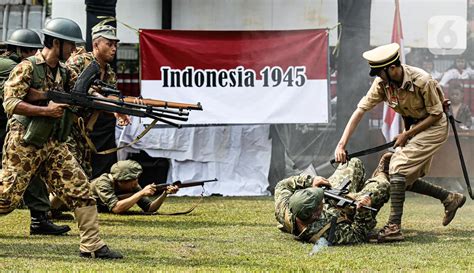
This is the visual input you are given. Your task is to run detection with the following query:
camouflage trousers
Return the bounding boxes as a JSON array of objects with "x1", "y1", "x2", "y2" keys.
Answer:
[
  {"x1": 0, "y1": 121, "x2": 95, "y2": 214},
  {"x1": 327, "y1": 158, "x2": 390, "y2": 212}
]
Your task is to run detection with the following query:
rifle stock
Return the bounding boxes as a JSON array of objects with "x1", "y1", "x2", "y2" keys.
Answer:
[{"x1": 106, "y1": 95, "x2": 203, "y2": 111}]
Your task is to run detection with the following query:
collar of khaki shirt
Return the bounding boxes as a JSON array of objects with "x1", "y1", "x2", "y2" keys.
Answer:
[{"x1": 381, "y1": 64, "x2": 415, "y2": 93}]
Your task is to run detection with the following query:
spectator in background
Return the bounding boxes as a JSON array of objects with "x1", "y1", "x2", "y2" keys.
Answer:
[
  {"x1": 439, "y1": 55, "x2": 474, "y2": 87},
  {"x1": 448, "y1": 81, "x2": 472, "y2": 130},
  {"x1": 421, "y1": 56, "x2": 442, "y2": 81}
]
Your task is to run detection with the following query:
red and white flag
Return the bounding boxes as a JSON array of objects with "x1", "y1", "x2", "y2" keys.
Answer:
[
  {"x1": 382, "y1": 0, "x2": 404, "y2": 141},
  {"x1": 139, "y1": 29, "x2": 329, "y2": 124}
]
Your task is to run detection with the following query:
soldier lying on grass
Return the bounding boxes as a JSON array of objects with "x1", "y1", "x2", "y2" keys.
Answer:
[{"x1": 274, "y1": 154, "x2": 392, "y2": 245}]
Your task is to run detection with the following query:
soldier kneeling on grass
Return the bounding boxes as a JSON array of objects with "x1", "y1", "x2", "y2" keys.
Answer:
[
  {"x1": 92, "y1": 160, "x2": 178, "y2": 214},
  {"x1": 274, "y1": 154, "x2": 392, "y2": 245}
]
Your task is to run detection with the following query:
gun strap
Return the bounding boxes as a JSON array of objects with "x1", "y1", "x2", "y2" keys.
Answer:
[
  {"x1": 77, "y1": 117, "x2": 158, "y2": 155},
  {"x1": 152, "y1": 188, "x2": 205, "y2": 216},
  {"x1": 308, "y1": 215, "x2": 348, "y2": 244}
]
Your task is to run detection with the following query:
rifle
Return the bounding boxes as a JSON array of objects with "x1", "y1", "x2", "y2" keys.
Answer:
[
  {"x1": 116, "y1": 178, "x2": 218, "y2": 199},
  {"x1": 153, "y1": 178, "x2": 218, "y2": 192},
  {"x1": 96, "y1": 80, "x2": 203, "y2": 111},
  {"x1": 46, "y1": 61, "x2": 202, "y2": 128},
  {"x1": 321, "y1": 177, "x2": 377, "y2": 212}
]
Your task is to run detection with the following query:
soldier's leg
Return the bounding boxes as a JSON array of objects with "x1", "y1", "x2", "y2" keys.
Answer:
[
  {"x1": 408, "y1": 178, "x2": 466, "y2": 226},
  {"x1": 327, "y1": 158, "x2": 366, "y2": 192},
  {"x1": 44, "y1": 142, "x2": 122, "y2": 259},
  {"x1": 351, "y1": 174, "x2": 391, "y2": 212},
  {"x1": 0, "y1": 125, "x2": 45, "y2": 214},
  {"x1": 23, "y1": 173, "x2": 71, "y2": 235}
]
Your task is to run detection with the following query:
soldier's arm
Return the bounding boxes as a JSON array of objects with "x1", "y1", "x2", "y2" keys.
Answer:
[{"x1": 3, "y1": 61, "x2": 67, "y2": 118}]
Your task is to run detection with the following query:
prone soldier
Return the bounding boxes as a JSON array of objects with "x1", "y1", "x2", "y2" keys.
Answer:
[
  {"x1": 91, "y1": 160, "x2": 178, "y2": 214},
  {"x1": 274, "y1": 154, "x2": 391, "y2": 245}
]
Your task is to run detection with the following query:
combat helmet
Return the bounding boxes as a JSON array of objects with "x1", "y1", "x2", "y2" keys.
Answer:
[
  {"x1": 6, "y1": 29, "x2": 43, "y2": 48},
  {"x1": 41, "y1": 17, "x2": 84, "y2": 43}
]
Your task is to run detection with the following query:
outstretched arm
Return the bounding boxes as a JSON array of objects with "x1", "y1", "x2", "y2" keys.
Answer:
[{"x1": 335, "y1": 108, "x2": 366, "y2": 163}]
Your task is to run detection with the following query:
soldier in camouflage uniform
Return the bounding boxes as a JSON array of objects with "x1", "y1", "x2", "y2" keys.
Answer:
[
  {"x1": 274, "y1": 155, "x2": 391, "y2": 245},
  {"x1": 0, "y1": 18, "x2": 122, "y2": 259},
  {"x1": 64, "y1": 19, "x2": 129, "y2": 178},
  {"x1": 0, "y1": 29, "x2": 73, "y2": 235}
]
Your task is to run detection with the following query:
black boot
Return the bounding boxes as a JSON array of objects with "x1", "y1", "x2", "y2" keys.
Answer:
[
  {"x1": 80, "y1": 245, "x2": 123, "y2": 259},
  {"x1": 30, "y1": 210, "x2": 71, "y2": 235}
]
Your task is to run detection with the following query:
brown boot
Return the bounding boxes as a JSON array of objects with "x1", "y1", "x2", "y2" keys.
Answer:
[
  {"x1": 442, "y1": 192, "x2": 466, "y2": 226},
  {"x1": 377, "y1": 223, "x2": 404, "y2": 242},
  {"x1": 372, "y1": 152, "x2": 393, "y2": 178}
]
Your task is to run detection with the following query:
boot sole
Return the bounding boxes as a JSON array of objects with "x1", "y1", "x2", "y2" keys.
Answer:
[
  {"x1": 443, "y1": 195, "x2": 467, "y2": 226},
  {"x1": 377, "y1": 235, "x2": 405, "y2": 243}
]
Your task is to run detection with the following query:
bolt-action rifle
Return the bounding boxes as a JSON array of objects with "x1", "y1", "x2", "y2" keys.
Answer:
[
  {"x1": 321, "y1": 178, "x2": 377, "y2": 212},
  {"x1": 116, "y1": 178, "x2": 218, "y2": 200},
  {"x1": 46, "y1": 61, "x2": 202, "y2": 128}
]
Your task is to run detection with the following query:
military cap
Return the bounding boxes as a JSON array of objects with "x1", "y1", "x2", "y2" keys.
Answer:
[
  {"x1": 288, "y1": 187, "x2": 324, "y2": 221},
  {"x1": 92, "y1": 20, "x2": 119, "y2": 42},
  {"x1": 110, "y1": 160, "x2": 142, "y2": 181},
  {"x1": 362, "y1": 43, "x2": 400, "y2": 77}
]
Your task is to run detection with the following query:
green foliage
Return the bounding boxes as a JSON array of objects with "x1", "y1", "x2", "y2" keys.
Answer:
[{"x1": 0, "y1": 195, "x2": 472, "y2": 271}]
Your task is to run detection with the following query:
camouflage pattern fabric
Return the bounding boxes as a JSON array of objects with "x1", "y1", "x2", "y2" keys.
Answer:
[
  {"x1": 64, "y1": 51, "x2": 117, "y2": 176},
  {"x1": 274, "y1": 158, "x2": 390, "y2": 245},
  {"x1": 0, "y1": 121, "x2": 95, "y2": 214},
  {"x1": 0, "y1": 51, "x2": 94, "y2": 214},
  {"x1": 0, "y1": 52, "x2": 21, "y2": 161}
]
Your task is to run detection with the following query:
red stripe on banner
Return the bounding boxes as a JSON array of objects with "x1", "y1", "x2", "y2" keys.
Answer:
[{"x1": 139, "y1": 29, "x2": 328, "y2": 81}]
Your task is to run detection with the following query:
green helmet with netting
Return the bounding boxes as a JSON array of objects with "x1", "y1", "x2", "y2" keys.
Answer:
[
  {"x1": 6, "y1": 29, "x2": 43, "y2": 48},
  {"x1": 41, "y1": 17, "x2": 84, "y2": 43}
]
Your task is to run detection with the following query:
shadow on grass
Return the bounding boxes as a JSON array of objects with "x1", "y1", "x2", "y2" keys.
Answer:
[
  {"x1": 391, "y1": 227, "x2": 473, "y2": 245},
  {"x1": 99, "y1": 218, "x2": 274, "y2": 229}
]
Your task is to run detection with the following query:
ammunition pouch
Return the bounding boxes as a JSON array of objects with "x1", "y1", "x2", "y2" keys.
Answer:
[{"x1": 14, "y1": 114, "x2": 57, "y2": 148}]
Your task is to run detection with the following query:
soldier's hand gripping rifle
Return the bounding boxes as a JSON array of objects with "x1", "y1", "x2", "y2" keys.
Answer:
[
  {"x1": 46, "y1": 61, "x2": 202, "y2": 128},
  {"x1": 321, "y1": 178, "x2": 377, "y2": 212},
  {"x1": 116, "y1": 178, "x2": 218, "y2": 200}
]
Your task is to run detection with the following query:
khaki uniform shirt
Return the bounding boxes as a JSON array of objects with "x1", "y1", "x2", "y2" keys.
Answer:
[
  {"x1": 90, "y1": 173, "x2": 152, "y2": 212},
  {"x1": 357, "y1": 64, "x2": 448, "y2": 184}
]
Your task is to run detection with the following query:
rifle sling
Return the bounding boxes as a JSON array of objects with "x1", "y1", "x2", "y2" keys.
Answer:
[
  {"x1": 308, "y1": 215, "x2": 348, "y2": 244},
  {"x1": 77, "y1": 117, "x2": 158, "y2": 155}
]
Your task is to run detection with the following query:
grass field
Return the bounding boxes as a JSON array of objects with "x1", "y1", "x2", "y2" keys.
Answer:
[{"x1": 0, "y1": 194, "x2": 472, "y2": 272}]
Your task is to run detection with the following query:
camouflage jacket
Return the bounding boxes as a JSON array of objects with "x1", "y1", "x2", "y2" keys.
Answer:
[
  {"x1": 3, "y1": 50, "x2": 77, "y2": 117},
  {"x1": 274, "y1": 158, "x2": 386, "y2": 245},
  {"x1": 90, "y1": 173, "x2": 152, "y2": 212},
  {"x1": 65, "y1": 51, "x2": 117, "y2": 90}
]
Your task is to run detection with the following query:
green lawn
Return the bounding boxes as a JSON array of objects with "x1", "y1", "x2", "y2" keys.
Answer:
[{"x1": 0, "y1": 194, "x2": 472, "y2": 271}]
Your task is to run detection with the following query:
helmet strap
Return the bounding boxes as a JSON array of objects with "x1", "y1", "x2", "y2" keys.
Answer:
[{"x1": 59, "y1": 40, "x2": 64, "y2": 61}]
